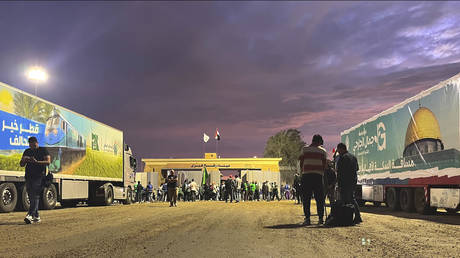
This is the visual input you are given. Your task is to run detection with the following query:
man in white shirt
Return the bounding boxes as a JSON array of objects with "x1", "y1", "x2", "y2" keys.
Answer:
[
  {"x1": 189, "y1": 179, "x2": 198, "y2": 202},
  {"x1": 235, "y1": 175, "x2": 242, "y2": 203}
]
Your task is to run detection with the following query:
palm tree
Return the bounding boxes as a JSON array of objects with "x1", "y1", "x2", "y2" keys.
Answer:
[{"x1": 13, "y1": 93, "x2": 53, "y2": 123}]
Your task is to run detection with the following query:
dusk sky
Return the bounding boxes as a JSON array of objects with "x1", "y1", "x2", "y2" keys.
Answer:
[{"x1": 2, "y1": 2, "x2": 460, "y2": 165}]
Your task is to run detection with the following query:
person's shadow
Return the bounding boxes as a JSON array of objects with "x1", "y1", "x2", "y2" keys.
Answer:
[
  {"x1": 0, "y1": 221, "x2": 29, "y2": 226},
  {"x1": 264, "y1": 223, "x2": 330, "y2": 229}
]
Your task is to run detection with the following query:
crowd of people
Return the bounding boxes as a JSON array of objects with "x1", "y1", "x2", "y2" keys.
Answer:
[
  {"x1": 298, "y1": 134, "x2": 362, "y2": 227},
  {"x1": 131, "y1": 133, "x2": 362, "y2": 227},
  {"x1": 132, "y1": 176, "x2": 298, "y2": 204}
]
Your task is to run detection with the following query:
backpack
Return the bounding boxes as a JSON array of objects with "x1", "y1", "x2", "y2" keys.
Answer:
[{"x1": 325, "y1": 200, "x2": 355, "y2": 227}]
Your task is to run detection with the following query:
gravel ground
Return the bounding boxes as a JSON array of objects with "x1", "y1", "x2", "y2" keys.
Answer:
[{"x1": 0, "y1": 200, "x2": 458, "y2": 258}]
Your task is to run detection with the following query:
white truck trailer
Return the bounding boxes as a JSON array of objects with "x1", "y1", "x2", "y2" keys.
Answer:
[
  {"x1": 340, "y1": 73, "x2": 460, "y2": 214},
  {"x1": 0, "y1": 81, "x2": 136, "y2": 212}
]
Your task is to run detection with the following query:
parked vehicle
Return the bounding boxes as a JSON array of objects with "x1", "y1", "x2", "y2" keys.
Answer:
[
  {"x1": 340, "y1": 73, "x2": 460, "y2": 214},
  {"x1": 0, "y1": 81, "x2": 136, "y2": 212}
]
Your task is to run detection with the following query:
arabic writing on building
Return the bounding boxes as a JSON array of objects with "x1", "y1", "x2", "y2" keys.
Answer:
[{"x1": 191, "y1": 164, "x2": 231, "y2": 168}]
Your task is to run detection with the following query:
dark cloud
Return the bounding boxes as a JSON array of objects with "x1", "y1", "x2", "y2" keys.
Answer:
[{"x1": 1, "y1": 2, "x2": 460, "y2": 164}]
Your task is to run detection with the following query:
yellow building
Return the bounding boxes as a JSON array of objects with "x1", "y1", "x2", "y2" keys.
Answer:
[{"x1": 142, "y1": 153, "x2": 282, "y2": 187}]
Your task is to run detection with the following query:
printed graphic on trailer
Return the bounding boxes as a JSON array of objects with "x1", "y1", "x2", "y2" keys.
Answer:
[
  {"x1": 341, "y1": 80, "x2": 460, "y2": 175},
  {"x1": 0, "y1": 83, "x2": 123, "y2": 179}
]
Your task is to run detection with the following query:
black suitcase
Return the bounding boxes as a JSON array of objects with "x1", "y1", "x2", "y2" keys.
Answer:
[{"x1": 325, "y1": 200, "x2": 355, "y2": 227}]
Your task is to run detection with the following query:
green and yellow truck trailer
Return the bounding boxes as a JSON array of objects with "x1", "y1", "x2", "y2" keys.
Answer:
[
  {"x1": 340, "y1": 73, "x2": 460, "y2": 214},
  {"x1": 0, "y1": 81, "x2": 136, "y2": 212}
]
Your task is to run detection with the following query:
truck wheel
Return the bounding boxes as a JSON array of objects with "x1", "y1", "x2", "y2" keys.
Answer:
[
  {"x1": 104, "y1": 186, "x2": 114, "y2": 206},
  {"x1": 16, "y1": 184, "x2": 30, "y2": 211},
  {"x1": 400, "y1": 188, "x2": 415, "y2": 212},
  {"x1": 0, "y1": 183, "x2": 18, "y2": 213},
  {"x1": 385, "y1": 187, "x2": 400, "y2": 211},
  {"x1": 41, "y1": 184, "x2": 57, "y2": 210},
  {"x1": 373, "y1": 201, "x2": 381, "y2": 207},
  {"x1": 123, "y1": 188, "x2": 133, "y2": 205},
  {"x1": 414, "y1": 188, "x2": 436, "y2": 214},
  {"x1": 357, "y1": 200, "x2": 366, "y2": 207}
]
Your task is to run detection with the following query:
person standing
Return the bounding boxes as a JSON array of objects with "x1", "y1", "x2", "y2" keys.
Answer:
[
  {"x1": 20, "y1": 136, "x2": 50, "y2": 224},
  {"x1": 136, "y1": 181, "x2": 144, "y2": 203},
  {"x1": 272, "y1": 182, "x2": 280, "y2": 201},
  {"x1": 336, "y1": 143, "x2": 362, "y2": 224},
  {"x1": 189, "y1": 179, "x2": 198, "y2": 202},
  {"x1": 284, "y1": 183, "x2": 291, "y2": 200},
  {"x1": 225, "y1": 176, "x2": 234, "y2": 203},
  {"x1": 147, "y1": 181, "x2": 154, "y2": 202},
  {"x1": 167, "y1": 170, "x2": 178, "y2": 207},
  {"x1": 299, "y1": 134, "x2": 327, "y2": 225},
  {"x1": 161, "y1": 182, "x2": 168, "y2": 202},
  {"x1": 293, "y1": 173, "x2": 301, "y2": 204},
  {"x1": 324, "y1": 160, "x2": 337, "y2": 204},
  {"x1": 235, "y1": 175, "x2": 242, "y2": 203},
  {"x1": 254, "y1": 182, "x2": 260, "y2": 201}
]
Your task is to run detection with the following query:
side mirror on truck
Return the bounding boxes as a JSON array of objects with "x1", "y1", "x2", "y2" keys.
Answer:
[{"x1": 130, "y1": 156, "x2": 137, "y2": 171}]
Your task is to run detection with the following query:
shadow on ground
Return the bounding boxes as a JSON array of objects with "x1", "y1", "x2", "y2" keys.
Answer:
[{"x1": 358, "y1": 205, "x2": 460, "y2": 226}]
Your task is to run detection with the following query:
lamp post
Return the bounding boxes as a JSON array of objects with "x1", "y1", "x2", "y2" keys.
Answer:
[{"x1": 26, "y1": 66, "x2": 48, "y2": 96}]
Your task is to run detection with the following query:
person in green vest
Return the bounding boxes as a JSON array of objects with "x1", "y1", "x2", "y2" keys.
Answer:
[
  {"x1": 250, "y1": 182, "x2": 256, "y2": 201},
  {"x1": 242, "y1": 181, "x2": 248, "y2": 202},
  {"x1": 134, "y1": 181, "x2": 138, "y2": 202},
  {"x1": 255, "y1": 182, "x2": 260, "y2": 201}
]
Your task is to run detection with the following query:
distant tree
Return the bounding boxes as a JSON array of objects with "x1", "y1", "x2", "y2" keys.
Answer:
[{"x1": 263, "y1": 129, "x2": 306, "y2": 170}]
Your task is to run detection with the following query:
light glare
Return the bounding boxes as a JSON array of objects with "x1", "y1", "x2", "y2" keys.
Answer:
[{"x1": 27, "y1": 67, "x2": 48, "y2": 82}]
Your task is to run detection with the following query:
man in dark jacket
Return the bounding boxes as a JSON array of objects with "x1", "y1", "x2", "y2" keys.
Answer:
[
  {"x1": 20, "y1": 137, "x2": 50, "y2": 224},
  {"x1": 225, "y1": 176, "x2": 234, "y2": 203},
  {"x1": 336, "y1": 143, "x2": 362, "y2": 224}
]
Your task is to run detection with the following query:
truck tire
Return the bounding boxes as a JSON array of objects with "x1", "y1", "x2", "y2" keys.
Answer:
[
  {"x1": 385, "y1": 187, "x2": 400, "y2": 211},
  {"x1": 414, "y1": 187, "x2": 436, "y2": 214},
  {"x1": 123, "y1": 188, "x2": 133, "y2": 205},
  {"x1": 373, "y1": 201, "x2": 381, "y2": 207},
  {"x1": 41, "y1": 184, "x2": 57, "y2": 210},
  {"x1": 0, "y1": 183, "x2": 18, "y2": 213},
  {"x1": 400, "y1": 188, "x2": 415, "y2": 212},
  {"x1": 104, "y1": 186, "x2": 114, "y2": 206},
  {"x1": 16, "y1": 184, "x2": 30, "y2": 211}
]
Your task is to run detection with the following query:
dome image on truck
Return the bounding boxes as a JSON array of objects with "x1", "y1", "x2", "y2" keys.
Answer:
[{"x1": 403, "y1": 107, "x2": 444, "y2": 157}]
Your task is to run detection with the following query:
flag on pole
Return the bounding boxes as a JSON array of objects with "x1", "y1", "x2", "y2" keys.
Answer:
[
  {"x1": 215, "y1": 129, "x2": 221, "y2": 141},
  {"x1": 203, "y1": 133, "x2": 210, "y2": 143},
  {"x1": 202, "y1": 166, "x2": 209, "y2": 185}
]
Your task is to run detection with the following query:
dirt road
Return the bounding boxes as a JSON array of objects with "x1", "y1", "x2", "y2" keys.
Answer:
[{"x1": 0, "y1": 200, "x2": 458, "y2": 258}]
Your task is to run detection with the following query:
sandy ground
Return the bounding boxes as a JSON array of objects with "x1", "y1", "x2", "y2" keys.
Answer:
[{"x1": 0, "y1": 200, "x2": 458, "y2": 258}]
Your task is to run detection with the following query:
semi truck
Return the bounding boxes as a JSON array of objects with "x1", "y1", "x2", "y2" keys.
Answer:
[
  {"x1": 340, "y1": 73, "x2": 460, "y2": 214},
  {"x1": 0, "y1": 81, "x2": 136, "y2": 213}
]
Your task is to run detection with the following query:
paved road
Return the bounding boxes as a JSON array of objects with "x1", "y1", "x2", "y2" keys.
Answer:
[{"x1": 0, "y1": 200, "x2": 459, "y2": 257}]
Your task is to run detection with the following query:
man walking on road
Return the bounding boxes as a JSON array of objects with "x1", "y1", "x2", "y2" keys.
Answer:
[
  {"x1": 20, "y1": 136, "x2": 50, "y2": 224},
  {"x1": 167, "y1": 170, "x2": 178, "y2": 207},
  {"x1": 299, "y1": 134, "x2": 327, "y2": 225},
  {"x1": 336, "y1": 143, "x2": 362, "y2": 224}
]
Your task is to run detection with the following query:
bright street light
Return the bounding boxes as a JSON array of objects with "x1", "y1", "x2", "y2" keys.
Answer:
[{"x1": 26, "y1": 66, "x2": 48, "y2": 96}]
